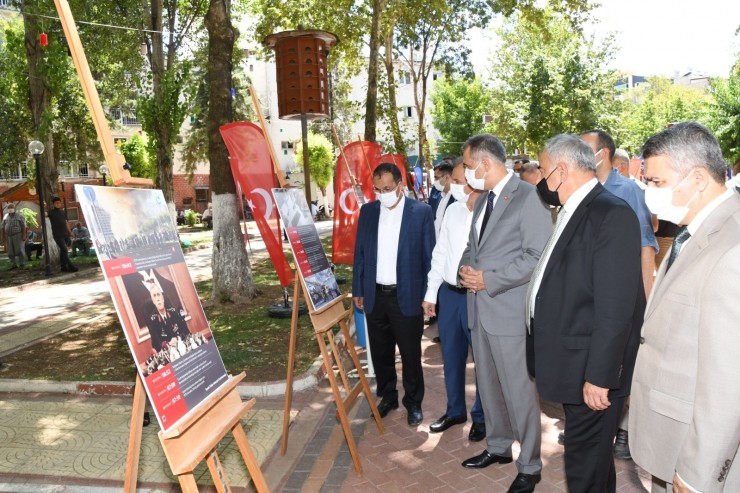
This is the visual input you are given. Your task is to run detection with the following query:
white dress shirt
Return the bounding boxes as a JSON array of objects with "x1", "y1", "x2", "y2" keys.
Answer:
[
  {"x1": 475, "y1": 171, "x2": 514, "y2": 237},
  {"x1": 424, "y1": 201, "x2": 474, "y2": 303},
  {"x1": 434, "y1": 191, "x2": 452, "y2": 238},
  {"x1": 529, "y1": 178, "x2": 598, "y2": 318},
  {"x1": 376, "y1": 196, "x2": 406, "y2": 285}
]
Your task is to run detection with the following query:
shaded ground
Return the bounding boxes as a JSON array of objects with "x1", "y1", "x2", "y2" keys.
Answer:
[
  {"x1": 0, "y1": 254, "x2": 100, "y2": 289},
  {"x1": 0, "y1": 282, "x2": 324, "y2": 382},
  {"x1": 0, "y1": 233, "x2": 352, "y2": 383}
]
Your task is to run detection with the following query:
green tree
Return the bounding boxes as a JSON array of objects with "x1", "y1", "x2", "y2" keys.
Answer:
[
  {"x1": 484, "y1": 8, "x2": 622, "y2": 155},
  {"x1": 294, "y1": 132, "x2": 335, "y2": 200},
  {"x1": 138, "y1": 0, "x2": 208, "y2": 213},
  {"x1": 616, "y1": 78, "x2": 710, "y2": 154},
  {"x1": 0, "y1": 19, "x2": 31, "y2": 177},
  {"x1": 431, "y1": 77, "x2": 490, "y2": 155},
  {"x1": 706, "y1": 60, "x2": 740, "y2": 167},
  {"x1": 118, "y1": 133, "x2": 155, "y2": 180}
]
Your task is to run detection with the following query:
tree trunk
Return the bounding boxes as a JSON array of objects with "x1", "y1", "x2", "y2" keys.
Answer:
[
  {"x1": 383, "y1": 28, "x2": 406, "y2": 156},
  {"x1": 143, "y1": 0, "x2": 176, "y2": 216},
  {"x1": 204, "y1": 0, "x2": 256, "y2": 303},
  {"x1": 364, "y1": 0, "x2": 384, "y2": 142},
  {"x1": 23, "y1": 6, "x2": 60, "y2": 266}
]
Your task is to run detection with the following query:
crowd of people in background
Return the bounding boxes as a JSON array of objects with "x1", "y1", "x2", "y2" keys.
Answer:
[{"x1": 353, "y1": 122, "x2": 739, "y2": 493}]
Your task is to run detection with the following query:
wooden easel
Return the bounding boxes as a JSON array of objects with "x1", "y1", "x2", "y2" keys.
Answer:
[
  {"x1": 123, "y1": 372, "x2": 270, "y2": 492},
  {"x1": 281, "y1": 279, "x2": 384, "y2": 475}
]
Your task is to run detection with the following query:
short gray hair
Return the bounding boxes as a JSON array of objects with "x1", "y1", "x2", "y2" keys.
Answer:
[
  {"x1": 462, "y1": 134, "x2": 507, "y2": 165},
  {"x1": 613, "y1": 148, "x2": 630, "y2": 165},
  {"x1": 642, "y1": 122, "x2": 726, "y2": 183},
  {"x1": 543, "y1": 134, "x2": 596, "y2": 172}
]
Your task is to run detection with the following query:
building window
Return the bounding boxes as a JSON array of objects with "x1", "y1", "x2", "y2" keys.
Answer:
[
  {"x1": 405, "y1": 106, "x2": 413, "y2": 118},
  {"x1": 183, "y1": 197, "x2": 193, "y2": 207},
  {"x1": 66, "y1": 207, "x2": 79, "y2": 221},
  {"x1": 398, "y1": 71, "x2": 411, "y2": 84},
  {"x1": 281, "y1": 141, "x2": 294, "y2": 150},
  {"x1": 432, "y1": 73, "x2": 439, "y2": 81},
  {"x1": 249, "y1": 64, "x2": 254, "y2": 72},
  {"x1": 195, "y1": 187, "x2": 209, "y2": 203}
]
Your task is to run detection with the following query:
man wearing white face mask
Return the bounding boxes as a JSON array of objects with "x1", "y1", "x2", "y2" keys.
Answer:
[
  {"x1": 353, "y1": 163, "x2": 435, "y2": 427},
  {"x1": 580, "y1": 129, "x2": 658, "y2": 299},
  {"x1": 422, "y1": 160, "x2": 486, "y2": 441},
  {"x1": 630, "y1": 122, "x2": 740, "y2": 493},
  {"x1": 431, "y1": 160, "x2": 455, "y2": 238},
  {"x1": 457, "y1": 134, "x2": 551, "y2": 493}
]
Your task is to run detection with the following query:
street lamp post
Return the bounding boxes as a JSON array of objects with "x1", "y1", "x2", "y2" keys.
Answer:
[
  {"x1": 100, "y1": 164, "x2": 109, "y2": 186},
  {"x1": 30, "y1": 140, "x2": 52, "y2": 276}
]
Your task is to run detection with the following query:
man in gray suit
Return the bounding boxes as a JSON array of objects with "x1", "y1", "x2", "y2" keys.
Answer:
[
  {"x1": 458, "y1": 134, "x2": 552, "y2": 493},
  {"x1": 630, "y1": 122, "x2": 740, "y2": 493}
]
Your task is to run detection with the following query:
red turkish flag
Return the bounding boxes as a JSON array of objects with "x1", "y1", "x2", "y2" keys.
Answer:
[
  {"x1": 219, "y1": 122, "x2": 294, "y2": 287},
  {"x1": 331, "y1": 141, "x2": 383, "y2": 265}
]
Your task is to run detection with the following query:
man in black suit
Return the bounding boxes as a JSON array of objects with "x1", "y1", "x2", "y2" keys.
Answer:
[{"x1": 526, "y1": 134, "x2": 644, "y2": 493}]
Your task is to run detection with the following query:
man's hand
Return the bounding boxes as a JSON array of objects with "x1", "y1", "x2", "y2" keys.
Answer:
[
  {"x1": 353, "y1": 297, "x2": 364, "y2": 311},
  {"x1": 459, "y1": 265, "x2": 486, "y2": 293},
  {"x1": 422, "y1": 301, "x2": 436, "y2": 318},
  {"x1": 583, "y1": 381, "x2": 610, "y2": 411}
]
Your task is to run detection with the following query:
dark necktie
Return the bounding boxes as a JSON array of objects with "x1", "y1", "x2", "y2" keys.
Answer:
[
  {"x1": 666, "y1": 226, "x2": 690, "y2": 271},
  {"x1": 478, "y1": 191, "x2": 495, "y2": 244}
]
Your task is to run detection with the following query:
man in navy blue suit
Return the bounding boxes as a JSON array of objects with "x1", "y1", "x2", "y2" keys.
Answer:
[{"x1": 353, "y1": 163, "x2": 436, "y2": 427}]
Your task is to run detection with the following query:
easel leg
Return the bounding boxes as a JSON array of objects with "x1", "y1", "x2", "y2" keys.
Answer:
[
  {"x1": 177, "y1": 472, "x2": 200, "y2": 493},
  {"x1": 233, "y1": 423, "x2": 271, "y2": 493},
  {"x1": 281, "y1": 275, "x2": 301, "y2": 455},
  {"x1": 340, "y1": 320, "x2": 384, "y2": 435},
  {"x1": 206, "y1": 449, "x2": 232, "y2": 493},
  {"x1": 123, "y1": 374, "x2": 146, "y2": 493},
  {"x1": 316, "y1": 332, "x2": 363, "y2": 475}
]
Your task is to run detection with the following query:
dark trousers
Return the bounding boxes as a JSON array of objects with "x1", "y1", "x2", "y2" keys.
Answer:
[
  {"x1": 563, "y1": 395, "x2": 626, "y2": 493},
  {"x1": 365, "y1": 288, "x2": 424, "y2": 410},
  {"x1": 53, "y1": 236, "x2": 74, "y2": 269},
  {"x1": 438, "y1": 283, "x2": 484, "y2": 422},
  {"x1": 25, "y1": 243, "x2": 43, "y2": 259}
]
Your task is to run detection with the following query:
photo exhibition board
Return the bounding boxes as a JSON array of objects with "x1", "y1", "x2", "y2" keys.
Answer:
[
  {"x1": 272, "y1": 188, "x2": 341, "y2": 311},
  {"x1": 75, "y1": 185, "x2": 229, "y2": 431}
]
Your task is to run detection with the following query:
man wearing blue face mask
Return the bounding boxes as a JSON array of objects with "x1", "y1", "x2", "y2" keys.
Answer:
[
  {"x1": 353, "y1": 162, "x2": 435, "y2": 427},
  {"x1": 630, "y1": 122, "x2": 740, "y2": 493}
]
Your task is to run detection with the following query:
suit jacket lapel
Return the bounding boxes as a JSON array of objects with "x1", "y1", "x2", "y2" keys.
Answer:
[
  {"x1": 471, "y1": 192, "x2": 487, "y2": 248},
  {"x1": 541, "y1": 184, "x2": 604, "y2": 283},
  {"x1": 479, "y1": 176, "x2": 518, "y2": 246},
  {"x1": 368, "y1": 201, "x2": 381, "y2": 268},
  {"x1": 398, "y1": 197, "x2": 411, "y2": 261}
]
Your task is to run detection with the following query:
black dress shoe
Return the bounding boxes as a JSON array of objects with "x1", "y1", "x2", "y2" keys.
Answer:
[
  {"x1": 558, "y1": 431, "x2": 565, "y2": 445},
  {"x1": 432, "y1": 336, "x2": 441, "y2": 343},
  {"x1": 429, "y1": 414, "x2": 466, "y2": 433},
  {"x1": 461, "y1": 450, "x2": 513, "y2": 468},
  {"x1": 376, "y1": 398, "x2": 399, "y2": 418},
  {"x1": 507, "y1": 472, "x2": 541, "y2": 493},
  {"x1": 407, "y1": 406, "x2": 423, "y2": 426},
  {"x1": 468, "y1": 421, "x2": 486, "y2": 442}
]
